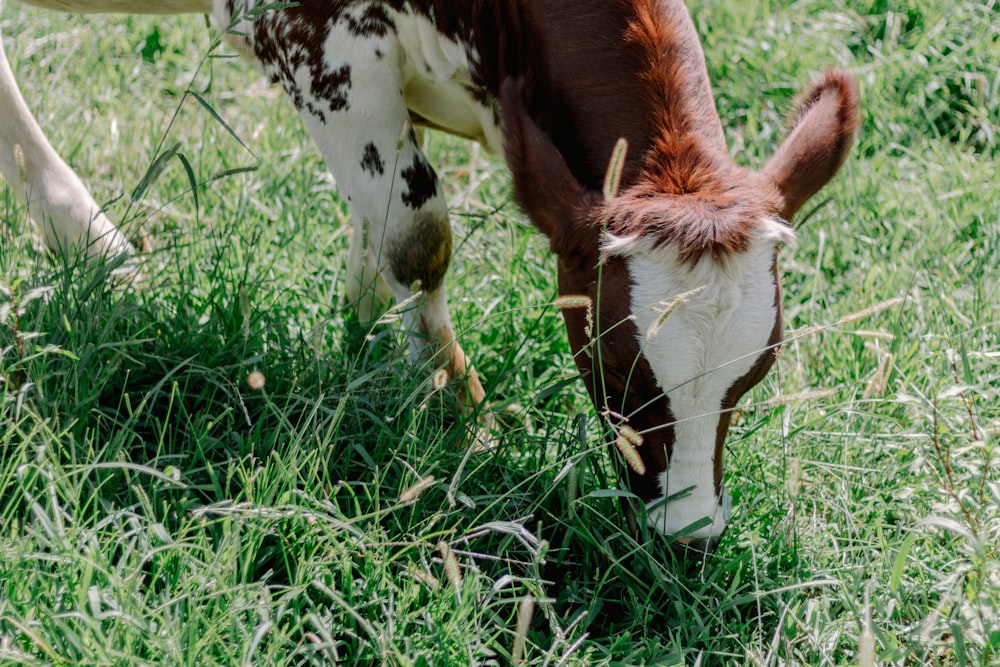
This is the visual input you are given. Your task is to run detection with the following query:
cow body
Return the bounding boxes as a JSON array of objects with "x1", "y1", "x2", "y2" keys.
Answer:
[{"x1": 0, "y1": 0, "x2": 859, "y2": 550}]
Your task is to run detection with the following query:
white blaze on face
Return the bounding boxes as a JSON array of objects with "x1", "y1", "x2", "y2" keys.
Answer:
[{"x1": 617, "y1": 218, "x2": 794, "y2": 539}]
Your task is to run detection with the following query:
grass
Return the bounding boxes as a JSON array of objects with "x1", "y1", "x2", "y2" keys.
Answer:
[{"x1": 1, "y1": 0, "x2": 998, "y2": 665}]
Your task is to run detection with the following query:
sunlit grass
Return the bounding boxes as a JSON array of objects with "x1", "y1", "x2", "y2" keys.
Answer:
[{"x1": 2, "y1": 1, "x2": 999, "y2": 665}]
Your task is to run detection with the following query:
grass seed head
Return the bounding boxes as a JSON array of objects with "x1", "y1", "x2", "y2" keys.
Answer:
[
  {"x1": 603, "y1": 137, "x2": 628, "y2": 202},
  {"x1": 618, "y1": 424, "x2": 644, "y2": 447},
  {"x1": 553, "y1": 295, "x2": 592, "y2": 310},
  {"x1": 863, "y1": 350, "x2": 893, "y2": 400},
  {"x1": 767, "y1": 388, "x2": 836, "y2": 406},
  {"x1": 647, "y1": 285, "x2": 708, "y2": 339},
  {"x1": 432, "y1": 368, "x2": 449, "y2": 391},
  {"x1": 437, "y1": 540, "x2": 462, "y2": 600},
  {"x1": 398, "y1": 475, "x2": 436, "y2": 503},
  {"x1": 836, "y1": 296, "x2": 906, "y2": 327},
  {"x1": 247, "y1": 370, "x2": 266, "y2": 390},
  {"x1": 511, "y1": 595, "x2": 535, "y2": 666},
  {"x1": 406, "y1": 564, "x2": 440, "y2": 591},
  {"x1": 615, "y1": 435, "x2": 646, "y2": 476}
]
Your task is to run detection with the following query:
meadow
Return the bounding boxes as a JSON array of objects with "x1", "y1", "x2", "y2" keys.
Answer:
[{"x1": 1, "y1": 0, "x2": 998, "y2": 664}]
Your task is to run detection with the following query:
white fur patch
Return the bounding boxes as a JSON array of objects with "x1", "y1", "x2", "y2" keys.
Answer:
[
  {"x1": 626, "y1": 218, "x2": 791, "y2": 538},
  {"x1": 395, "y1": 13, "x2": 503, "y2": 153}
]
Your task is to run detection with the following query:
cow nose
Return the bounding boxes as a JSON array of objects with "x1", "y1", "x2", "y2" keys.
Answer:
[{"x1": 670, "y1": 534, "x2": 722, "y2": 560}]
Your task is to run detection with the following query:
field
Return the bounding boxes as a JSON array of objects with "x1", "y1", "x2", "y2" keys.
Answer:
[{"x1": 1, "y1": 1, "x2": 998, "y2": 665}]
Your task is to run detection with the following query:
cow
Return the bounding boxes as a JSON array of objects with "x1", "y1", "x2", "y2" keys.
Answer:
[{"x1": 0, "y1": 0, "x2": 859, "y2": 552}]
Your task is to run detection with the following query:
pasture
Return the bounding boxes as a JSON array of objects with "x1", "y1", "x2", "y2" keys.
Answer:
[{"x1": 1, "y1": 0, "x2": 998, "y2": 664}]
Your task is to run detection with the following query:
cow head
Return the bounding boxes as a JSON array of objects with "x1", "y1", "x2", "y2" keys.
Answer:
[{"x1": 502, "y1": 70, "x2": 859, "y2": 550}]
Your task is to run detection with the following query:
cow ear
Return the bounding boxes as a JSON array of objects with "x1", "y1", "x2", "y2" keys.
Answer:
[
  {"x1": 502, "y1": 78, "x2": 592, "y2": 254},
  {"x1": 761, "y1": 70, "x2": 860, "y2": 221}
]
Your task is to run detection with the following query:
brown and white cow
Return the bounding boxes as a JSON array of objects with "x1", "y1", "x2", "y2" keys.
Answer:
[{"x1": 0, "y1": 0, "x2": 859, "y2": 550}]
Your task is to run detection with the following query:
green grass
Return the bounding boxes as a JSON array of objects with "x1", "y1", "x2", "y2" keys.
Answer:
[{"x1": 2, "y1": 1, "x2": 999, "y2": 665}]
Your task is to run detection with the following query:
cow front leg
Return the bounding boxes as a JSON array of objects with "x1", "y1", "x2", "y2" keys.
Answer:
[
  {"x1": 379, "y1": 206, "x2": 487, "y2": 409},
  {"x1": 222, "y1": 1, "x2": 486, "y2": 407},
  {"x1": 350, "y1": 147, "x2": 485, "y2": 408},
  {"x1": 346, "y1": 155, "x2": 487, "y2": 409}
]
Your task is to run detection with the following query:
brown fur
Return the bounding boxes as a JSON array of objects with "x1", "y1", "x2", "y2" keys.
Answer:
[{"x1": 763, "y1": 69, "x2": 861, "y2": 220}]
